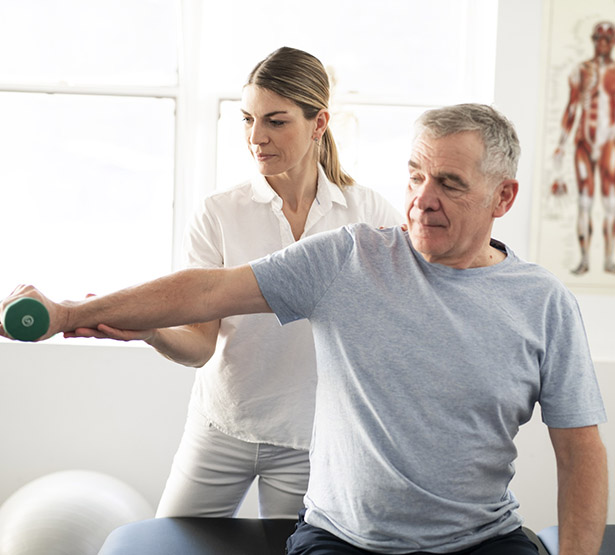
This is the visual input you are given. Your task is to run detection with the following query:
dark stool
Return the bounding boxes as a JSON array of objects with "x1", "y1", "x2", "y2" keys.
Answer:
[
  {"x1": 538, "y1": 524, "x2": 615, "y2": 554},
  {"x1": 97, "y1": 517, "x2": 297, "y2": 555},
  {"x1": 98, "y1": 517, "x2": 548, "y2": 555}
]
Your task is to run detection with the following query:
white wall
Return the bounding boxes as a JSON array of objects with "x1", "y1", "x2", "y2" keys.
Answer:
[
  {"x1": 0, "y1": 0, "x2": 612, "y2": 534},
  {"x1": 0, "y1": 342, "x2": 195, "y2": 513},
  {"x1": 493, "y1": 0, "x2": 615, "y2": 363},
  {"x1": 494, "y1": 0, "x2": 614, "y2": 530}
]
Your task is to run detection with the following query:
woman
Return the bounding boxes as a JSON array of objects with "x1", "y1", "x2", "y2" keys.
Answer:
[{"x1": 72, "y1": 47, "x2": 400, "y2": 518}]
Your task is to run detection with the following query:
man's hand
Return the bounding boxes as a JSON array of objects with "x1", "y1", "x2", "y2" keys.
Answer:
[{"x1": 0, "y1": 285, "x2": 69, "y2": 341}]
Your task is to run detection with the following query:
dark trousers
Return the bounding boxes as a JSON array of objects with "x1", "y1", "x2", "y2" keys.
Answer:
[{"x1": 286, "y1": 511, "x2": 539, "y2": 555}]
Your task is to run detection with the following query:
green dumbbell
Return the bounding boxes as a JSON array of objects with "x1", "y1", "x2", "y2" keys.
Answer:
[{"x1": 2, "y1": 297, "x2": 50, "y2": 342}]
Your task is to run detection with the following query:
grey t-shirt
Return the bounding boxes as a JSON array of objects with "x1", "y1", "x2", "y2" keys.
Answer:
[{"x1": 250, "y1": 223, "x2": 606, "y2": 554}]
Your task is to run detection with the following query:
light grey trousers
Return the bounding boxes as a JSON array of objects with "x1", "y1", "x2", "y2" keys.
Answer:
[{"x1": 156, "y1": 410, "x2": 310, "y2": 519}]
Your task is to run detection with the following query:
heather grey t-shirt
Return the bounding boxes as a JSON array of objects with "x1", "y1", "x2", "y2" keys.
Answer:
[{"x1": 250, "y1": 223, "x2": 606, "y2": 554}]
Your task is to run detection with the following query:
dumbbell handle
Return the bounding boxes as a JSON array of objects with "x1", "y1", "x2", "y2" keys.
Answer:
[{"x1": 2, "y1": 297, "x2": 50, "y2": 342}]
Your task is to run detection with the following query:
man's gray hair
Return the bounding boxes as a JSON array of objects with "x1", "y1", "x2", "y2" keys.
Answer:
[{"x1": 415, "y1": 104, "x2": 521, "y2": 180}]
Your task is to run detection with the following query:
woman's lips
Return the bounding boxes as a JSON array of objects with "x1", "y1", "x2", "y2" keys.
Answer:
[{"x1": 255, "y1": 152, "x2": 275, "y2": 162}]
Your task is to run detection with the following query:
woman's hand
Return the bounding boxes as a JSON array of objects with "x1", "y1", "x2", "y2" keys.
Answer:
[{"x1": 64, "y1": 323, "x2": 157, "y2": 343}]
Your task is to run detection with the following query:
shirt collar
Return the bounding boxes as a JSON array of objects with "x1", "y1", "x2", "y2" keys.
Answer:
[
  {"x1": 250, "y1": 164, "x2": 348, "y2": 208},
  {"x1": 315, "y1": 164, "x2": 348, "y2": 209}
]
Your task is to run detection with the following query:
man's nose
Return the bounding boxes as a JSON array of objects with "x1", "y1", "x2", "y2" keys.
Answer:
[{"x1": 412, "y1": 179, "x2": 440, "y2": 210}]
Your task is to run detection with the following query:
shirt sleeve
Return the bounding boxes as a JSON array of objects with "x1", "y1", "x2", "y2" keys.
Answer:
[
  {"x1": 366, "y1": 188, "x2": 403, "y2": 229},
  {"x1": 181, "y1": 197, "x2": 224, "y2": 269},
  {"x1": 539, "y1": 288, "x2": 607, "y2": 428},
  {"x1": 250, "y1": 226, "x2": 354, "y2": 325}
]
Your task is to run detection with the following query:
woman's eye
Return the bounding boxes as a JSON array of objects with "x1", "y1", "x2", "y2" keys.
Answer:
[
  {"x1": 242, "y1": 117, "x2": 253, "y2": 125},
  {"x1": 269, "y1": 120, "x2": 286, "y2": 127}
]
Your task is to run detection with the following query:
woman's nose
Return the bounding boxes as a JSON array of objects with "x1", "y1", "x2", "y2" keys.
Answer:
[{"x1": 249, "y1": 121, "x2": 268, "y2": 145}]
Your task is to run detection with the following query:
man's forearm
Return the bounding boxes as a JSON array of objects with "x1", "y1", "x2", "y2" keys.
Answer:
[
  {"x1": 62, "y1": 269, "x2": 219, "y2": 334},
  {"x1": 557, "y1": 459, "x2": 608, "y2": 554},
  {"x1": 551, "y1": 427, "x2": 608, "y2": 554}
]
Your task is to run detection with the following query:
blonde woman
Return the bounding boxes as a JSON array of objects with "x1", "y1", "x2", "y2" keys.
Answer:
[{"x1": 70, "y1": 47, "x2": 400, "y2": 518}]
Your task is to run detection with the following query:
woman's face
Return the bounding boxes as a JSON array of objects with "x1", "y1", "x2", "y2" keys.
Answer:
[{"x1": 241, "y1": 85, "x2": 327, "y2": 178}]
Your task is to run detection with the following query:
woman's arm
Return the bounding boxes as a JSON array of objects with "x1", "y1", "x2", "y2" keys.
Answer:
[{"x1": 67, "y1": 320, "x2": 220, "y2": 368}]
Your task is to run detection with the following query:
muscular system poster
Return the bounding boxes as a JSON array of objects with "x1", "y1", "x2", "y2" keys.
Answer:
[{"x1": 533, "y1": 0, "x2": 615, "y2": 293}]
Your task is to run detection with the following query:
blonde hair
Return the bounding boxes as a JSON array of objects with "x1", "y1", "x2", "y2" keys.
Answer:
[{"x1": 246, "y1": 47, "x2": 354, "y2": 187}]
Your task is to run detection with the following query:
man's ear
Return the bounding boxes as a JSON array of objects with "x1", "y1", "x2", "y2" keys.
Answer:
[{"x1": 492, "y1": 179, "x2": 519, "y2": 218}]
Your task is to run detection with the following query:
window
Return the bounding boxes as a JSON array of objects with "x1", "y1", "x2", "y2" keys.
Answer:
[
  {"x1": 209, "y1": 0, "x2": 499, "y2": 211},
  {"x1": 0, "y1": 0, "x2": 179, "y2": 301},
  {"x1": 0, "y1": 0, "x2": 499, "y2": 318}
]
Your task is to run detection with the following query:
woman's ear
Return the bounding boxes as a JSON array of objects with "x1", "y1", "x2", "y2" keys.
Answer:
[{"x1": 313, "y1": 109, "x2": 330, "y2": 140}]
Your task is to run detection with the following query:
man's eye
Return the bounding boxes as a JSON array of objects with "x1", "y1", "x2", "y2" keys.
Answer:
[
  {"x1": 242, "y1": 117, "x2": 253, "y2": 124},
  {"x1": 439, "y1": 177, "x2": 461, "y2": 190},
  {"x1": 440, "y1": 181, "x2": 465, "y2": 197}
]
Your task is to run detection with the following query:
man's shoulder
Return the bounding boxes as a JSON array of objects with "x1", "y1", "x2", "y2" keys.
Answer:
[
  {"x1": 506, "y1": 254, "x2": 578, "y2": 304},
  {"x1": 345, "y1": 221, "x2": 400, "y2": 233},
  {"x1": 342, "y1": 222, "x2": 403, "y2": 243},
  {"x1": 294, "y1": 224, "x2": 399, "y2": 263}
]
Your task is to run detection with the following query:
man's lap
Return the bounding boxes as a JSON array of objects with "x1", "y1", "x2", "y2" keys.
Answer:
[{"x1": 286, "y1": 511, "x2": 538, "y2": 555}]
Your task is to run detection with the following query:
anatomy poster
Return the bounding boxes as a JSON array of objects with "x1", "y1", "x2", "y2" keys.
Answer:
[{"x1": 533, "y1": 0, "x2": 615, "y2": 293}]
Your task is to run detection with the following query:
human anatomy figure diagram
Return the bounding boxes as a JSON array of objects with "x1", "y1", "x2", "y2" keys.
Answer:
[{"x1": 553, "y1": 21, "x2": 615, "y2": 274}]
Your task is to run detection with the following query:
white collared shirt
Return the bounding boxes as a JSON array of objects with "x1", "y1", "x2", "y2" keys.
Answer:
[{"x1": 183, "y1": 165, "x2": 401, "y2": 449}]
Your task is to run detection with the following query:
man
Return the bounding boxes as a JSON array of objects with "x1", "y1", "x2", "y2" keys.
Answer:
[
  {"x1": 552, "y1": 21, "x2": 615, "y2": 274},
  {"x1": 1, "y1": 104, "x2": 607, "y2": 554}
]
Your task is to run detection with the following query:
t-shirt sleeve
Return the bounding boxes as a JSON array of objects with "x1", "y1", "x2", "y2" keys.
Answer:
[
  {"x1": 250, "y1": 226, "x2": 354, "y2": 325},
  {"x1": 539, "y1": 289, "x2": 607, "y2": 428}
]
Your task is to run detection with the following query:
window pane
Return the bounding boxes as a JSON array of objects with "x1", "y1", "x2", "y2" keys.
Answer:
[
  {"x1": 215, "y1": 100, "x2": 253, "y2": 190},
  {"x1": 200, "y1": 0, "x2": 497, "y2": 104},
  {"x1": 0, "y1": 0, "x2": 178, "y2": 86},
  {"x1": 210, "y1": 0, "x2": 499, "y2": 215},
  {"x1": 329, "y1": 104, "x2": 426, "y2": 211},
  {"x1": 0, "y1": 93, "x2": 175, "y2": 301}
]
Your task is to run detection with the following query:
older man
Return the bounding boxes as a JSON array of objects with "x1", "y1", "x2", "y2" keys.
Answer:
[{"x1": 1, "y1": 104, "x2": 607, "y2": 554}]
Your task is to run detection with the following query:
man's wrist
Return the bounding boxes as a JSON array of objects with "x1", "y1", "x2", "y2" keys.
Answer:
[{"x1": 57, "y1": 299, "x2": 83, "y2": 336}]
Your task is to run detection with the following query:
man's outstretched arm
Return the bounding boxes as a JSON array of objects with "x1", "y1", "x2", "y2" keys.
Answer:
[{"x1": 0, "y1": 265, "x2": 270, "y2": 341}]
